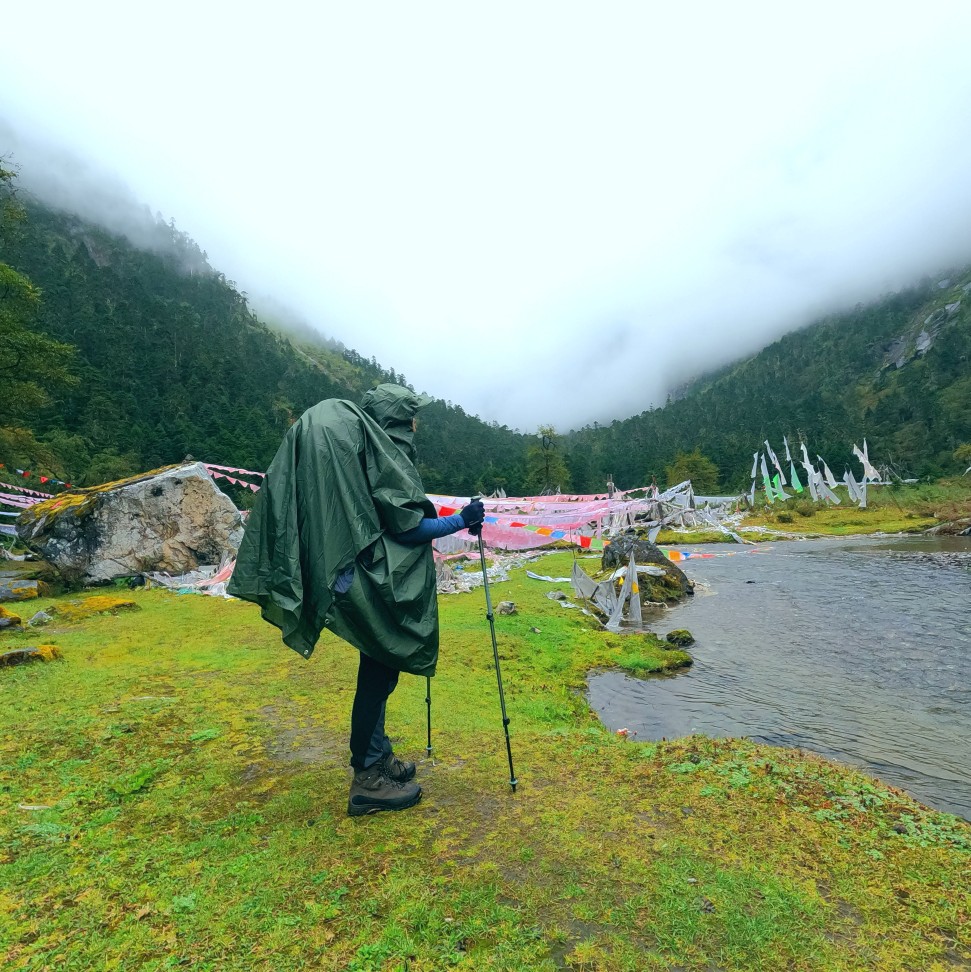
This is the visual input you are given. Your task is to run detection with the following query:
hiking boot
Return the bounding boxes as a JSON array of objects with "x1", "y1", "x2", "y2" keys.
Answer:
[
  {"x1": 377, "y1": 753, "x2": 416, "y2": 783},
  {"x1": 347, "y1": 766, "x2": 422, "y2": 817}
]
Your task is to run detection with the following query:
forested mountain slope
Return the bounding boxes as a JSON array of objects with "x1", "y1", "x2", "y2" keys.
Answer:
[
  {"x1": 564, "y1": 274, "x2": 971, "y2": 491},
  {"x1": 1, "y1": 192, "x2": 528, "y2": 494},
  {"x1": 5, "y1": 176, "x2": 970, "y2": 498}
]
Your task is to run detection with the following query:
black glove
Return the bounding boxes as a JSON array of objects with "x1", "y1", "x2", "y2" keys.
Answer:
[{"x1": 460, "y1": 499, "x2": 485, "y2": 534}]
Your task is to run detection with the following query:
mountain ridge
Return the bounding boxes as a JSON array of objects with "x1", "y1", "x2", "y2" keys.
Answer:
[{"x1": 3, "y1": 169, "x2": 969, "y2": 495}]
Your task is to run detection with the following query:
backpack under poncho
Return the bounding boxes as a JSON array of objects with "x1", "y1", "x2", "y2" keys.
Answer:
[{"x1": 227, "y1": 394, "x2": 439, "y2": 675}]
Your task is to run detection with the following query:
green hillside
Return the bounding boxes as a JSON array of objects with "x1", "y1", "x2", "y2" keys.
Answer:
[
  {"x1": 0, "y1": 174, "x2": 528, "y2": 494},
  {"x1": 564, "y1": 275, "x2": 971, "y2": 491},
  {"x1": 4, "y1": 161, "x2": 970, "y2": 498}
]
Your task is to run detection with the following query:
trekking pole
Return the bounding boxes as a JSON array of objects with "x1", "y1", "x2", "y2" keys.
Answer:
[
  {"x1": 470, "y1": 496, "x2": 518, "y2": 792},
  {"x1": 425, "y1": 676, "x2": 433, "y2": 757}
]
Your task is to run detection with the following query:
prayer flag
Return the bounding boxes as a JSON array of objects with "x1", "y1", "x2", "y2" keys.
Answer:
[{"x1": 789, "y1": 462, "x2": 803, "y2": 493}]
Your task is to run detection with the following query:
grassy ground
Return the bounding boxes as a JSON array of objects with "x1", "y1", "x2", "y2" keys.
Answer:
[
  {"x1": 689, "y1": 480, "x2": 971, "y2": 541},
  {"x1": 1, "y1": 551, "x2": 969, "y2": 970}
]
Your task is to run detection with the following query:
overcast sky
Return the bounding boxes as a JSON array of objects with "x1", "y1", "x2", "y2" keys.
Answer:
[{"x1": 3, "y1": 2, "x2": 971, "y2": 431}]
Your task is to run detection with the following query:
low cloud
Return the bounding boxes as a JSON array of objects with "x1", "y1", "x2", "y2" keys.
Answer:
[{"x1": 3, "y1": 3, "x2": 971, "y2": 431}]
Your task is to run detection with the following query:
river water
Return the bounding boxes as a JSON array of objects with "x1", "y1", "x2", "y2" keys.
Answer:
[{"x1": 586, "y1": 536, "x2": 971, "y2": 819}]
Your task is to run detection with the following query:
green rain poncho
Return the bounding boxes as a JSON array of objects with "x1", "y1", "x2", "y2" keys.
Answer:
[{"x1": 227, "y1": 385, "x2": 440, "y2": 675}]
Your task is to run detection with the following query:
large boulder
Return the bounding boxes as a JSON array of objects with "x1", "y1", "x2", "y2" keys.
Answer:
[
  {"x1": 601, "y1": 531, "x2": 694, "y2": 602},
  {"x1": 16, "y1": 463, "x2": 244, "y2": 585}
]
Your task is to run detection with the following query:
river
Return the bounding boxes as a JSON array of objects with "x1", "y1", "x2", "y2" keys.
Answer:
[{"x1": 585, "y1": 535, "x2": 971, "y2": 820}]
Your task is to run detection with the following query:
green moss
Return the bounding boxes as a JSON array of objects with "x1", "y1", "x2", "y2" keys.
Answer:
[
  {"x1": 0, "y1": 551, "x2": 966, "y2": 970},
  {"x1": 52, "y1": 595, "x2": 139, "y2": 622},
  {"x1": 655, "y1": 528, "x2": 733, "y2": 544},
  {"x1": 16, "y1": 463, "x2": 183, "y2": 530}
]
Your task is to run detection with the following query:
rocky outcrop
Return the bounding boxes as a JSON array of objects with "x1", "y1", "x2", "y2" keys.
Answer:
[
  {"x1": 16, "y1": 463, "x2": 243, "y2": 586},
  {"x1": 882, "y1": 287, "x2": 968, "y2": 373}
]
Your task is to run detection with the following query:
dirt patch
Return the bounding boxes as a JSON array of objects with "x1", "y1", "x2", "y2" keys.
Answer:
[{"x1": 258, "y1": 704, "x2": 345, "y2": 767}]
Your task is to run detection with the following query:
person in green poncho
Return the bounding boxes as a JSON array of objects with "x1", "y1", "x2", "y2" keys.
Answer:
[{"x1": 227, "y1": 384, "x2": 484, "y2": 816}]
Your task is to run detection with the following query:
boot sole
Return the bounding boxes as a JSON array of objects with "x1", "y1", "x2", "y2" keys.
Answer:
[{"x1": 347, "y1": 788, "x2": 422, "y2": 817}]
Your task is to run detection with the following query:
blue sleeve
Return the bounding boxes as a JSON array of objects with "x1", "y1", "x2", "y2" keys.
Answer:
[{"x1": 393, "y1": 513, "x2": 467, "y2": 544}]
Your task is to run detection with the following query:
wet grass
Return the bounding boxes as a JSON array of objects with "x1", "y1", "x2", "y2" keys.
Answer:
[
  {"x1": 1, "y1": 551, "x2": 969, "y2": 970},
  {"x1": 742, "y1": 480, "x2": 971, "y2": 537}
]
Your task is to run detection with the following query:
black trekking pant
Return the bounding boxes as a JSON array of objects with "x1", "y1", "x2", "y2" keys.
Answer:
[{"x1": 349, "y1": 652, "x2": 400, "y2": 771}]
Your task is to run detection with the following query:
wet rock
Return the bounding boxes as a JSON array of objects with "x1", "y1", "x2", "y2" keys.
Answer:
[
  {"x1": 17, "y1": 462, "x2": 244, "y2": 586},
  {"x1": 0, "y1": 605, "x2": 23, "y2": 631},
  {"x1": 497, "y1": 601, "x2": 517, "y2": 615},
  {"x1": 665, "y1": 628, "x2": 695, "y2": 647},
  {"x1": 0, "y1": 576, "x2": 49, "y2": 603},
  {"x1": 924, "y1": 516, "x2": 971, "y2": 537},
  {"x1": 0, "y1": 644, "x2": 61, "y2": 666},
  {"x1": 601, "y1": 531, "x2": 693, "y2": 603},
  {"x1": 884, "y1": 336, "x2": 908, "y2": 370}
]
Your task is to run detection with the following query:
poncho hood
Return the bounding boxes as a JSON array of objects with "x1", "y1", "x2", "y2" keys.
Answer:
[
  {"x1": 227, "y1": 395, "x2": 440, "y2": 675},
  {"x1": 361, "y1": 384, "x2": 433, "y2": 461}
]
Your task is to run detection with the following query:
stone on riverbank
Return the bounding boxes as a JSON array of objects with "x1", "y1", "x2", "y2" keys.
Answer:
[
  {"x1": 925, "y1": 516, "x2": 971, "y2": 536},
  {"x1": 601, "y1": 531, "x2": 694, "y2": 603}
]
